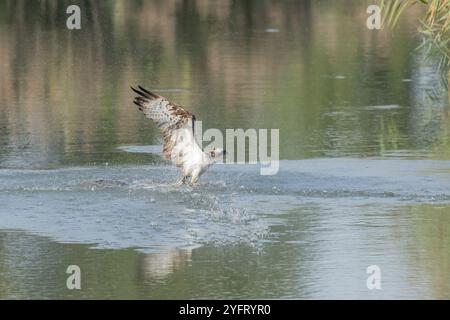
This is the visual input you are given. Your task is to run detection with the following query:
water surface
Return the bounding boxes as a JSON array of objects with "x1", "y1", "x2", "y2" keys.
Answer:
[{"x1": 0, "y1": 0, "x2": 449, "y2": 299}]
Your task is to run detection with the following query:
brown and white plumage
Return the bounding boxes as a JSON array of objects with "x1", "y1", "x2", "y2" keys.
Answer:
[{"x1": 131, "y1": 86, "x2": 225, "y2": 185}]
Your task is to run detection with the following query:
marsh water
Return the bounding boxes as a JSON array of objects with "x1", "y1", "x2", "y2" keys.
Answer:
[{"x1": 1, "y1": 0, "x2": 450, "y2": 299}]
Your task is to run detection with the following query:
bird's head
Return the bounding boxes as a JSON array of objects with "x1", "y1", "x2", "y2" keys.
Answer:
[{"x1": 208, "y1": 147, "x2": 226, "y2": 162}]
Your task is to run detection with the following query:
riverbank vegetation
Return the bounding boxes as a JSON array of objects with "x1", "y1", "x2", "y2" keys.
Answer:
[{"x1": 382, "y1": 0, "x2": 450, "y2": 88}]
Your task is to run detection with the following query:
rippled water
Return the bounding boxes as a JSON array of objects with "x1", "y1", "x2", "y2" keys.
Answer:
[
  {"x1": 2, "y1": 156, "x2": 448, "y2": 249},
  {"x1": 1, "y1": 0, "x2": 450, "y2": 299}
]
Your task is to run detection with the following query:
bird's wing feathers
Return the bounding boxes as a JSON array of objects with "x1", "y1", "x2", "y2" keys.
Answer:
[
  {"x1": 131, "y1": 86, "x2": 193, "y2": 131},
  {"x1": 131, "y1": 86, "x2": 199, "y2": 162}
]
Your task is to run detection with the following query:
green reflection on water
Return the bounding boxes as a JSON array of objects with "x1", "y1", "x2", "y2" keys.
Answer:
[
  {"x1": 0, "y1": 0, "x2": 450, "y2": 300},
  {"x1": 0, "y1": 0, "x2": 448, "y2": 169},
  {"x1": 1, "y1": 203, "x2": 449, "y2": 299}
]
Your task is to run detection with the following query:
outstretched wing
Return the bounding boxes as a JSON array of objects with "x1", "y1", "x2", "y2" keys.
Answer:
[{"x1": 131, "y1": 86, "x2": 198, "y2": 162}]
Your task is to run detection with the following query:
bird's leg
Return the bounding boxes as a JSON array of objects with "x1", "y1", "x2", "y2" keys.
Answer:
[
  {"x1": 189, "y1": 168, "x2": 203, "y2": 186},
  {"x1": 176, "y1": 175, "x2": 188, "y2": 186},
  {"x1": 190, "y1": 174, "x2": 200, "y2": 186}
]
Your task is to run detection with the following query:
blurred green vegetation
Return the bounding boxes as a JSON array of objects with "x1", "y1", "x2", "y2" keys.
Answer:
[{"x1": 381, "y1": 0, "x2": 450, "y2": 82}]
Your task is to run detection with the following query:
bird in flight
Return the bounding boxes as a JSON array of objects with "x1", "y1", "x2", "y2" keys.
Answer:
[{"x1": 131, "y1": 86, "x2": 226, "y2": 185}]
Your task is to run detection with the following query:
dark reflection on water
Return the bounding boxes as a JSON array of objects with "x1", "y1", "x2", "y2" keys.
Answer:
[
  {"x1": 0, "y1": 0, "x2": 449, "y2": 169},
  {"x1": 1, "y1": 202, "x2": 450, "y2": 300},
  {"x1": 0, "y1": 0, "x2": 450, "y2": 299}
]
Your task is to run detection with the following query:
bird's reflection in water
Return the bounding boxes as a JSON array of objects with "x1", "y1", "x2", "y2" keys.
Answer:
[{"x1": 140, "y1": 249, "x2": 192, "y2": 279}]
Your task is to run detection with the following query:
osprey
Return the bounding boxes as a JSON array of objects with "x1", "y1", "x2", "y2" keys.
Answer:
[{"x1": 131, "y1": 86, "x2": 226, "y2": 185}]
